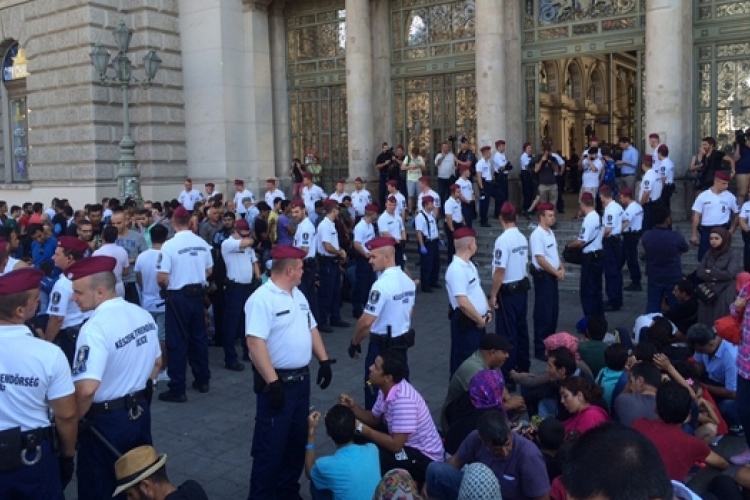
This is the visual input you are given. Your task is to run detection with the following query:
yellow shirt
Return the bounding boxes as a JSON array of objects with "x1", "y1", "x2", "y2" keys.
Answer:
[{"x1": 269, "y1": 211, "x2": 279, "y2": 243}]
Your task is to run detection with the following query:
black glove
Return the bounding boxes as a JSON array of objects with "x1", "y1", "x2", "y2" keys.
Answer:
[
  {"x1": 348, "y1": 342, "x2": 361, "y2": 359},
  {"x1": 266, "y1": 380, "x2": 285, "y2": 411},
  {"x1": 59, "y1": 455, "x2": 75, "y2": 489},
  {"x1": 316, "y1": 359, "x2": 336, "y2": 389}
]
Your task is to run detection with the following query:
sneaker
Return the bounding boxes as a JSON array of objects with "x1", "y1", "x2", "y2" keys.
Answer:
[
  {"x1": 157, "y1": 370, "x2": 170, "y2": 382},
  {"x1": 731, "y1": 448, "x2": 750, "y2": 465}
]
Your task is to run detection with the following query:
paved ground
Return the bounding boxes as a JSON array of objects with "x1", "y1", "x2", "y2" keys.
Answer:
[{"x1": 65, "y1": 226, "x2": 746, "y2": 499}]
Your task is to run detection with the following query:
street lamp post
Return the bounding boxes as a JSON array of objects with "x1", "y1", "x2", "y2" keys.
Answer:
[{"x1": 89, "y1": 21, "x2": 162, "y2": 204}]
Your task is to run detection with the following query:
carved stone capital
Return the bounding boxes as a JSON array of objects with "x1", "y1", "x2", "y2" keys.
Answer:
[{"x1": 243, "y1": 0, "x2": 272, "y2": 13}]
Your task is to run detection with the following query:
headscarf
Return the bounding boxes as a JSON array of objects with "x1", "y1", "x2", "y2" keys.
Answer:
[
  {"x1": 457, "y1": 463, "x2": 503, "y2": 500},
  {"x1": 372, "y1": 469, "x2": 424, "y2": 500},
  {"x1": 544, "y1": 332, "x2": 581, "y2": 361},
  {"x1": 709, "y1": 227, "x2": 732, "y2": 258},
  {"x1": 736, "y1": 272, "x2": 750, "y2": 293},
  {"x1": 469, "y1": 370, "x2": 506, "y2": 415}
]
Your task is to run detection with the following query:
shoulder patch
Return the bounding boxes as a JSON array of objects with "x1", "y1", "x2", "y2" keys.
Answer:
[
  {"x1": 495, "y1": 249, "x2": 502, "y2": 260},
  {"x1": 369, "y1": 290, "x2": 380, "y2": 304},
  {"x1": 51, "y1": 292, "x2": 61, "y2": 305},
  {"x1": 72, "y1": 345, "x2": 90, "y2": 375}
]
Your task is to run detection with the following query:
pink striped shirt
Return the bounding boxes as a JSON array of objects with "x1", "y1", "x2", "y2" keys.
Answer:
[
  {"x1": 372, "y1": 380, "x2": 445, "y2": 461},
  {"x1": 731, "y1": 283, "x2": 750, "y2": 379}
]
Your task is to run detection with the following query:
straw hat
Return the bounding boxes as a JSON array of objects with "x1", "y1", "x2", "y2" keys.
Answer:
[{"x1": 112, "y1": 446, "x2": 167, "y2": 496}]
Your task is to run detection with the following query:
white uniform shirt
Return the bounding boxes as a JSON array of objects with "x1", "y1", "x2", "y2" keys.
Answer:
[
  {"x1": 435, "y1": 152, "x2": 456, "y2": 179},
  {"x1": 529, "y1": 225, "x2": 560, "y2": 270},
  {"x1": 659, "y1": 157, "x2": 675, "y2": 184},
  {"x1": 302, "y1": 185, "x2": 327, "y2": 216},
  {"x1": 445, "y1": 256, "x2": 487, "y2": 315},
  {"x1": 740, "y1": 201, "x2": 750, "y2": 222},
  {"x1": 364, "y1": 266, "x2": 415, "y2": 335},
  {"x1": 245, "y1": 279, "x2": 315, "y2": 369},
  {"x1": 415, "y1": 210, "x2": 438, "y2": 241},
  {"x1": 639, "y1": 169, "x2": 663, "y2": 202},
  {"x1": 178, "y1": 189, "x2": 203, "y2": 211},
  {"x1": 492, "y1": 227, "x2": 529, "y2": 282},
  {"x1": 264, "y1": 189, "x2": 286, "y2": 208},
  {"x1": 493, "y1": 151, "x2": 508, "y2": 175},
  {"x1": 353, "y1": 220, "x2": 376, "y2": 255},
  {"x1": 234, "y1": 189, "x2": 255, "y2": 215},
  {"x1": 456, "y1": 177, "x2": 474, "y2": 202},
  {"x1": 692, "y1": 189, "x2": 738, "y2": 226},
  {"x1": 47, "y1": 274, "x2": 90, "y2": 328},
  {"x1": 317, "y1": 217, "x2": 340, "y2": 256},
  {"x1": 582, "y1": 158, "x2": 603, "y2": 188},
  {"x1": 417, "y1": 190, "x2": 441, "y2": 212},
  {"x1": 652, "y1": 143, "x2": 665, "y2": 176},
  {"x1": 444, "y1": 197, "x2": 463, "y2": 224},
  {"x1": 476, "y1": 158, "x2": 492, "y2": 181},
  {"x1": 293, "y1": 217, "x2": 317, "y2": 259},
  {"x1": 603, "y1": 201, "x2": 625, "y2": 236},
  {"x1": 204, "y1": 189, "x2": 221, "y2": 200},
  {"x1": 351, "y1": 189, "x2": 372, "y2": 216},
  {"x1": 377, "y1": 212, "x2": 405, "y2": 241},
  {"x1": 623, "y1": 202, "x2": 644, "y2": 232},
  {"x1": 0, "y1": 325, "x2": 74, "y2": 430},
  {"x1": 72, "y1": 298, "x2": 160, "y2": 402},
  {"x1": 579, "y1": 211, "x2": 604, "y2": 253},
  {"x1": 520, "y1": 152, "x2": 533, "y2": 171},
  {"x1": 157, "y1": 230, "x2": 213, "y2": 289},
  {"x1": 93, "y1": 244, "x2": 129, "y2": 297},
  {"x1": 391, "y1": 192, "x2": 407, "y2": 219},
  {"x1": 134, "y1": 249, "x2": 165, "y2": 313},
  {"x1": 222, "y1": 236, "x2": 258, "y2": 284},
  {"x1": 328, "y1": 191, "x2": 349, "y2": 204},
  {"x1": 3, "y1": 257, "x2": 19, "y2": 274}
]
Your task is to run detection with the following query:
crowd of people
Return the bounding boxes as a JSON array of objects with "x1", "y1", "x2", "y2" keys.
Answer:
[{"x1": 1, "y1": 127, "x2": 750, "y2": 500}]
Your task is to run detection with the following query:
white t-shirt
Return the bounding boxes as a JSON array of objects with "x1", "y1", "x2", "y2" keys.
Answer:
[
  {"x1": 603, "y1": 201, "x2": 625, "y2": 236},
  {"x1": 157, "y1": 230, "x2": 213, "y2": 289},
  {"x1": 234, "y1": 189, "x2": 256, "y2": 215},
  {"x1": 415, "y1": 210, "x2": 438, "y2": 240},
  {"x1": 377, "y1": 212, "x2": 405, "y2": 241},
  {"x1": 317, "y1": 217, "x2": 340, "y2": 256},
  {"x1": 529, "y1": 225, "x2": 560, "y2": 270},
  {"x1": 692, "y1": 189, "x2": 738, "y2": 226},
  {"x1": 659, "y1": 157, "x2": 675, "y2": 184},
  {"x1": 353, "y1": 220, "x2": 376, "y2": 255},
  {"x1": 456, "y1": 177, "x2": 474, "y2": 202},
  {"x1": 435, "y1": 152, "x2": 456, "y2": 179},
  {"x1": 578, "y1": 211, "x2": 603, "y2": 253},
  {"x1": 390, "y1": 192, "x2": 407, "y2": 219},
  {"x1": 444, "y1": 197, "x2": 463, "y2": 224},
  {"x1": 445, "y1": 256, "x2": 487, "y2": 315},
  {"x1": 302, "y1": 185, "x2": 327, "y2": 216},
  {"x1": 582, "y1": 158, "x2": 603, "y2": 188},
  {"x1": 93, "y1": 243, "x2": 129, "y2": 296},
  {"x1": 493, "y1": 151, "x2": 508, "y2": 175},
  {"x1": 265, "y1": 189, "x2": 286, "y2": 208},
  {"x1": 293, "y1": 217, "x2": 317, "y2": 259},
  {"x1": 476, "y1": 158, "x2": 492, "y2": 181},
  {"x1": 222, "y1": 237, "x2": 258, "y2": 284},
  {"x1": 328, "y1": 191, "x2": 349, "y2": 204},
  {"x1": 178, "y1": 189, "x2": 203, "y2": 211},
  {"x1": 351, "y1": 189, "x2": 372, "y2": 216},
  {"x1": 639, "y1": 169, "x2": 662, "y2": 202},
  {"x1": 417, "y1": 190, "x2": 441, "y2": 214},
  {"x1": 364, "y1": 266, "x2": 416, "y2": 335},
  {"x1": 492, "y1": 227, "x2": 528, "y2": 282},
  {"x1": 623, "y1": 201, "x2": 644, "y2": 232},
  {"x1": 520, "y1": 152, "x2": 533, "y2": 171},
  {"x1": 134, "y1": 249, "x2": 165, "y2": 313}
]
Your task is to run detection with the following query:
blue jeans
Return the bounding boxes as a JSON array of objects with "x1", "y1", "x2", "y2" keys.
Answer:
[
  {"x1": 450, "y1": 314, "x2": 485, "y2": 378},
  {"x1": 0, "y1": 441, "x2": 64, "y2": 500},
  {"x1": 426, "y1": 462, "x2": 464, "y2": 500},
  {"x1": 646, "y1": 277, "x2": 679, "y2": 313},
  {"x1": 165, "y1": 291, "x2": 211, "y2": 395},
  {"x1": 533, "y1": 273, "x2": 559, "y2": 356}
]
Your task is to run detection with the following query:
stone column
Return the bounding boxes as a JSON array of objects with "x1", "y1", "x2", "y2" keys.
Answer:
[
  {"x1": 371, "y1": 0, "x2": 393, "y2": 150},
  {"x1": 475, "y1": 0, "x2": 505, "y2": 151},
  {"x1": 269, "y1": 0, "x2": 291, "y2": 186},
  {"x1": 345, "y1": 0, "x2": 374, "y2": 183},
  {"x1": 645, "y1": 0, "x2": 691, "y2": 175},
  {"x1": 503, "y1": 0, "x2": 524, "y2": 206}
]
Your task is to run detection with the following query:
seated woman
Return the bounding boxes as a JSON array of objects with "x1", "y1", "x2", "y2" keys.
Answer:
[
  {"x1": 697, "y1": 227, "x2": 742, "y2": 326},
  {"x1": 560, "y1": 376, "x2": 610, "y2": 436},
  {"x1": 372, "y1": 469, "x2": 424, "y2": 500}
]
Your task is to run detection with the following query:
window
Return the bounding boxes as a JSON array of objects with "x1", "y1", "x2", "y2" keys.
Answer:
[{"x1": 2, "y1": 42, "x2": 29, "y2": 183}]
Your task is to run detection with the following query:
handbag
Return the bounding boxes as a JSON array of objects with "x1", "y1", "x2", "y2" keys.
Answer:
[
  {"x1": 563, "y1": 230, "x2": 598, "y2": 265},
  {"x1": 695, "y1": 282, "x2": 718, "y2": 304}
]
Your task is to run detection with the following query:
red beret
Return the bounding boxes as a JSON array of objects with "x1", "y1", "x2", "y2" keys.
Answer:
[
  {"x1": 453, "y1": 227, "x2": 476, "y2": 239},
  {"x1": 0, "y1": 268, "x2": 44, "y2": 295},
  {"x1": 501, "y1": 202, "x2": 516, "y2": 215},
  {"x1": 303, "y1": 172, "x2": 313, "y2": 180},
  {"x1": 642, "y1": 155, "x2": 653, "y2": 165},
  {"x1": 270, "y1": 245, "x2": 306, "y2": 260},
  {"x1": 324, "y1": 199, "x2": 339, "y2": 209},
  {"x1": 419, "y1": 176, "x2": 430, "y2": 183},
  {"x1": 458, "y1": 164, "x2": 471, "y2": 171},
  {"x1": 619, "y1": 188, "x2": 633, "y2": 197},
  {"x1": 290, "y1": 199, "x2": 304, "y2": 208},
  {"x1": 387, "y1": 196, "x2": 397, "y2": 203},
  {"x1": 598, "y1": 185, "x2": 612, "y2": 195},
  {"x1": 266, "y1": 178, "x2": 276, "y2": 184},
  {"x1": 234, "y1": 179, "x2": 244, "y2": 185},
  {"x1": 590, "y1": 136, "x2": 599, "y2": 142},
  {"x1": 354, "y1": 177, "x2": 363, "y2": 183},
  {"x1": 173, "y1": 206, "x2": 190, "y2": 218},
  {"x1": 715, "y1": 170, "x2": 730, "y2": 181},
  {"x1": 0, "y1": 240, "x2": 6, "y2": 254},
  {"x1": 657, "y1": 145, "x2": 669, "y2": 156},
  {"x1": 536, "y1": 203, "x2": 555, "y2": 212},
  {"x1": 422, "y1": 195, "x2": 434, "y2": 205},
  {"x1": 235, "y1": 220, "x2": 250, "y2": 231},
  {"x1": 205, "y1": 182, "x2": 215, "y2": 187},
  {"x1": 366, "y1": 237, "x2": 397, "y2": 251},
  {"x1": 522, "y1": 142, "x2": 531, "y2": 150},
  {"x1": 480, "y1": 146, "x2": 491, "y2": 153},
  {"x1": 581, "y1": 192, "x2": 594, "y2": 202},
  {"x1": 58, "y1": 235, "x2": 89, "y2": 254},
  {"x1": 185, "y1": 178, "x2": 192, "y2": 183},
  {"x1": 396, "y1": 144, "x2": 404, "y2": 150},
  {"x1": 649, "y1": 133, "x2": 660, "y2": 140},
  {"x1": 387, "y1": 180, "x2": 398, "y2": 187},
  {"x1": 450, "y1": 184, "x2": 461, "y2": 192},
  {"x1": 365, "y1": 204, "x2": 379, "y2": 213},
  {"x1": 66, "y1": 256, "x2": 116, "y2": 281},
  {"x1": 336, "y1": 178, "x2": 345, "y2": 185},
  {"x1": 495, "y1": 140, "x2": 506, "y2": 146}
]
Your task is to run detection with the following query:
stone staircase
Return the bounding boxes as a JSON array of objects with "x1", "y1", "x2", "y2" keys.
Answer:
[{"x1": 402, "y1": 217, "x2": 742, "y2": 292}]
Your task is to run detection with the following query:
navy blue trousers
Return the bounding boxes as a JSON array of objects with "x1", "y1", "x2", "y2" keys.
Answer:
[
  {"x1": 533, "y1": 273, "x2": 559, "y2": 356},
  {"x1": 299, "y1": 265, "x2": 320, "y2": 324},
  {"x1": 580, "y1": 254, "x2": 604, "y2": 316},
  {"x1": 479, "y1": 190, "x2": 491, "y2": 224},
  {"x1": 353, "y1": 257, "x2": 375, "y2": 317},
  {"x1": 603, "y1": 239, "x2": 623, "y2": 308},
  {"x1": 495, "y1": 291, "x2": 530, "y2": 377},
  {"x1": 493, "y1": 178, "x2": 508, "y2": 218},
  {"x1": 0, "y1": 440, "x2": 63, "y2": 500},
  {"x1": 222, "y1": 285, "x2": 252, "y2": 365},
  {"x1": 420, "y1": 240, "x2": 440, "y2": 289},
  {"x1": 364, "y1": 337, "x2": 410, "y2": 410},
  {"x1": 736, "y1": 375, "x2": 750, "y2": 450},
  {"x1": 521, "y1": 172, "x2": 534, "y2": 211},
  {"x1": 165, "y1": 291, "x2": 211, "y2": 396},
  {"x1": 318, "y1": 259, "x2": 343, "y2": 326},
  {"x1": 461, "y1": 202, "x2": 474, "y2": 228},
  {"x1": 249, "y1": 375, "x2": 310, "y2": 500},
  {"x1": 622, "y1": 233, "x2": 642, "y2": 285},
  {"x1": 556, "y1": 175, "x2": 565, "y2": 212},
  {"x1": 450, "y1": 313, "x2": 485, "y2": 378},
  {"x1": 78, "y1": 404, "x2": 152, "y2": 500}
]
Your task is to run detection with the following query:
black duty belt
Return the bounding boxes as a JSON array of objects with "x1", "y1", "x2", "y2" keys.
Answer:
[
  {"x1": 370, "y1": 330, "x2": 415, "y2": 349},
  {"x1": 276, "y1": 366, "x2": 309, "y2": 384},
  {"x1": 169, "y1": 284, "x2": 205, "y2": 297},
  {"x1": 318, "y1": 256, "x2": 340, "y2": 263},
  {"x1": 701, "y1": 223, "x2": 731, "y2": 231},
  {"x1": 582, "y1": 250, "x2": 604, "y2": 260},
  {"x1": 624, "y1": 230, "x2": 642, "y2": 237},
  {"x1": 0, "y1": 426, "x2": 54, "y2": 471},
  {"x1": 225, "y1": 280, "x2": 254, "y2": 289},
  {"x1": 604, "y1": 235, "x2": 622, "y2": 245},
  {"x1": 500, "y1": 277, "x2": 530, "y2": 296},
  {"x1": 88, "y1": 389, "x2": 146, "y2": 415}
]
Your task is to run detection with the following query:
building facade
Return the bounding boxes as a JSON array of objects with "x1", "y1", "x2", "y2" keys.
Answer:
[{"x1": 0, "y1": 0, "x2": 746, "y2": 206}]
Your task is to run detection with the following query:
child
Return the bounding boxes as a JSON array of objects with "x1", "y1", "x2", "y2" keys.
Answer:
[
  {"x1": 533, "y1": 417, "x2": 565, "y2": 482},
  {"x1": 595, "y1": 343, "x2": 629, "y2": 411}
]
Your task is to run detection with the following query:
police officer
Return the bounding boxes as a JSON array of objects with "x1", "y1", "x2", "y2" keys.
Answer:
[
  {"x1": 443, "y1": 184, "x2": 464, "y2": 258},
  {"x1": 456, "y1": 164, "x2": 475, "y2": 228},
  {"x1": 68, "y1": 256, "x2": 161, "y2": 500},
  {"x1": 245, "y1": 245, "x2": 334, "y2": 499},
  {"x1": 0, "y1": 268, "x2": 77, "y2": 499},
  {"x1": 291, "y1": 199, "x2": 320, "y2": 324},
  {"x1": 601, "y1": 185, "x2": 624, "y2": 312},
  {"x1": 44, "y1": 236, "x2": 91, "y2": 366},
  {"x1": 456, "y1": 136, "x2": 477, "y2": 178},
  {"x1": 529, "y1": 203, "x2": 564, "y2": 361},
  {"x1": 620, "y1": 188, "x2": 644, "y2": 291},
  {"x1": 348, "y1": 237, "x2": 415, "y2": 409},
  {"x1": 209, "y1": 211, "x2": 235, "y2": 347},
  {"x1": 221, "y1": 219, "x2": 259, "y2": 372},
  {"x1": 445, "y1": 227, "x2": 492, "y2": 377},
  {"x1": 386, "y1": 179, "x2": 407, "y2": 222},
  {"x1": 691, "y1": 170, "x2": 738, "y2": 261},
  {"x1": 317, "y1": 199, "x2": 350, "y2": 332},
  {"x1": 352, "y1": 204, "x2": 378, "y2": 318},
  {"x1": 520, "y1": 142, "x2": 535, "y2": 212},
  {"x1": 378, "y1": 195, "x2": 407, "y2": 267},
  {"x1": 301, "y1": 172, "x2": 327, "y2": 216},
  {"x1": 415, "y1": 195, "x2": 441, "y2": 293},
  {"x1": 568, "y1": 192, "x2": 604, "y2": 316},
  {"x1": 493, "y1": 140, "x2": 512, "y2": 219},
  {"x1": 475, "y1": 145, "x2": 494, "y2": 227},
  {"x1": 490, "y1": 202, "x2": 531, "y2": 380},
  {"x1": 638, "y1": 154, "x2": 663, "y2": 231},
  {"x1": 157, "y1": 206, "x2": 213, "y2": 402}
]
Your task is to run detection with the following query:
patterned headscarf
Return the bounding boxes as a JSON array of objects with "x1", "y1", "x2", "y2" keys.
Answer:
[
  {"x1": 544, "y1": 332, "x2": 581, "y2": 361},
  {"x1": 458, "y1": 463, "x2": 503, "y2": 500},
  {"x1": 372, "y1": 469, "x2": 424, "y2": 500},
  {"x1": 737, "y1": 272, "x2": 750, "y2": 293},
  {"x1": 469, "y1": 370, "x2": 506, "y2": 414}
]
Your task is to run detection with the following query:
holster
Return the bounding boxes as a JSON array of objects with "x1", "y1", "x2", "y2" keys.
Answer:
[{"x1": 500, "y1": 277, "x2": 531, "y2": 296}]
